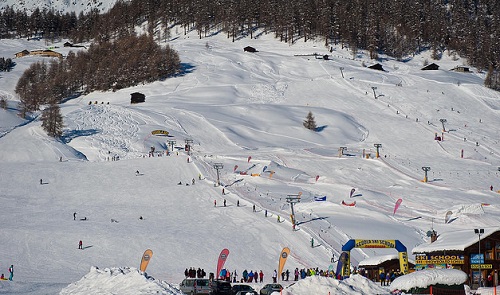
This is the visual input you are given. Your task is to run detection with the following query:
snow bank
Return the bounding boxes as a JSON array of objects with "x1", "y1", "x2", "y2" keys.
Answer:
[
  {"x1": 282, "y1": 275, "x2": 388, "y2": 295},
  {"x1": 60, "y1": 266, "x2": 182, "y2": 295},
  {"x1": 390, "y1": 269, "x2": 467, "y2": 292}
]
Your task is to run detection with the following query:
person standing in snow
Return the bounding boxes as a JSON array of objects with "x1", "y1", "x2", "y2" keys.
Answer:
[
  {"x1": 214, "y1": 200, "x2": 217, "y2": 207},
  {"x1": 259, "y1": 270, "x2": 264, "y2": 283},
  {"x1": 73, "y1": 212, "x2": 77, "y2": 220},
  {"x1": 272, "y1": 269, "x2": 277, "y2": 283},
  {"x1": 40, "y1": 179, "x2": 42, "y2": 185},
  {"x1": 237, "y1": 200, "x2": 240, "y2": 207},
  {"x1": 78, "y1": 240, "x2": 83, "y2": 250},
  {"x1": 223, "y1": 199, "x2": 226, "y2": 207},
  {"x1": 252, "y1": 204, "x2": 256, "y2": 212},
  {"x1": 8, "y1": 265, "x2": 13, "y2": 281}
]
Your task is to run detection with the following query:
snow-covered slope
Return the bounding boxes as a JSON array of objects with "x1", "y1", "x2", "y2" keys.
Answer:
[
  {"x1": 0, "y1": 27, "x2": 499, "y2": 294},
  {"x1": 0, "y1": 0, "x2": 119, "y2": 15}
]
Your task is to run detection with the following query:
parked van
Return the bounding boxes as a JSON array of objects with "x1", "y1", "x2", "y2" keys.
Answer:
[{"x1": 179, "y1": 278, "x2": 211, "y2": 295}]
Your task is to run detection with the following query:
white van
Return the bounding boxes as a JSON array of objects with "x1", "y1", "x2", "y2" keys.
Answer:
[{"x1": 179, "y1": 278, "x2": 211, "y2": 295}]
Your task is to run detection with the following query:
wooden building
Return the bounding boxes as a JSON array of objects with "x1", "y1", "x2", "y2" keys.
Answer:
[
  {"x1": 368, "y1": 63, "x2": 385, "y2": 71},
  {"x1": 14, "y1": 50, "x2": 30, "y2": 58},
  {"x1": 413, "y1": 227, "x2": 500, "y2": 289},
  {"x1": 358, "y1": 254, "x2": 415, "y2": 282},
  {"x1": 451, "y1": 66, "x2": 470, "y2": 72},
  {"x1": 15, "y1": 49, "x2": 62, "y2": 59},
  {"x1": 130, "y1": 92, "x2": 146, "y2": 104},
  {"x1": 421, "y1": 63, "x2": 440, "y2": 70},
  {"x1": 243, "y1": 46, "x2": 257, "y2": 53}
]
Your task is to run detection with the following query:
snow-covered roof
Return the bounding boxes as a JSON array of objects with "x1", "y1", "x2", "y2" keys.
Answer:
[
  {"x1": 390, "y1": 269, "x2": 467, "y2": 291},
  {"x1": 358, "y1": 254, "x2": 415, "y2": 267},
  {"x1": 412, "y1": 227, "x2": 500, "y2": 253}
]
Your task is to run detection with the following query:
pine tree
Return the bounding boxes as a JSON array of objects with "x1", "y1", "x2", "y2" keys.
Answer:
[
  {"x1": 303, "y1": 111, "x2": 317, "y2": 131},
  {"x1": 41, "y1": 102, "x2": 64, "y2": 138}
]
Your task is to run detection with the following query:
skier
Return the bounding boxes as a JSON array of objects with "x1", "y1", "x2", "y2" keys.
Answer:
[
  {"x1": 40, "y1": 179, "x2": 42, "y2": 185},
  {"x1": 222, "y1": 188, "x2": 225, "y2": 195},
  {"x1": 214, "y1": 200, "x2": 217, "y2": 207},
  {"x1": 192, "y1": 178, "x2": 195, "y2": 185},
  {"x1": 491, "y1": 185, "x2": 494, "y2": 191},
  {"x1": 198, "y1": 173, "x2": 202, "y2": 180},
  {"x1": 136, "y1": 170, "x2": 140, "y2": 175},
  {"x1": 0, "y1": 274, "x2": 4, "y2": 280},
  {"x1": 311, "y1": 237, "x2": 314, "y2": 248},
  {"x1": 8, "y1": 265, "x2": 13, "y2": 281},
  {"x1": 272, "y1": 269, "x2": 277, "y2": 283},
  {"x1": 265, "y1": 209, "x2": 267, "y2": 217},
  {"x1": 223, "y1": 199, "x2": 226, "y2": 207},
  {"x1": 252, "y1": 204, "x2": 256, "y2": 212},
  {"x1": 78, "y1": 240, "x2": 83, "y2": 250},
  {"x1": 277, "y1": 215, "x2": 281, "y2": 223},
  {"x1": 73, "y1": 212, "x2": 77, "y2": 220},
  {"x1": 237, "y1": 200, "x2": 240, "y2": 207}
]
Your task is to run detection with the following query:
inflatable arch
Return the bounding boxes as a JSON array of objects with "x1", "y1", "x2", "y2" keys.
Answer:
[{"x1": 340, "y1": 239, "x2": 408, "y2": 277}]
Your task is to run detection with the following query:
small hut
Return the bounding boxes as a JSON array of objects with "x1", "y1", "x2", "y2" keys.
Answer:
[
  {"x1": 451, "y1": 66, "x2": 470, "y2": 73},
  {"x1": 368, "y1": 63, "x2": 385, "y2": 71},
  {"x1": 130, "y1": 92, "x2": 146, "y2": 104},
  {"x1": 14, "y1": 50, "x2": 30, "y2": 58},
  {"x1": 244, "y1": 46, "x2": 257, "y2": 53},
  {"x1": 421, "y1": 63, "x2": 439, "y2": 70}
]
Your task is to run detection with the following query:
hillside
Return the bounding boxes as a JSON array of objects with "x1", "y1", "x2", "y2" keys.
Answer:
[{"x1": 0, "y1": 27, "x2": 499, "y2": 294}]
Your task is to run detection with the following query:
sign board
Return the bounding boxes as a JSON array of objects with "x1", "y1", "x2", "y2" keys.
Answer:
[
  {"x1": 471, "y1": 264, "x2": 492, "y2": 269},
  {"x1": 415, "y1": 254, "x2": 464, "y2": 265},
  {"x1": 470, "y1": 254, "x2": 484, "y2": 264}
]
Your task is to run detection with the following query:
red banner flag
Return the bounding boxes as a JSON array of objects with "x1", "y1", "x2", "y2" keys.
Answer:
[
  {"x1": 393, "y1": 198, "x2": 403, "y2": 216},
  {"x1": 139, "y1": 249, "x2": 153, "y2": 272},
  {"x1": 216, "y1": 248, "x2": 230, "y2": 279},
  {"x1": 247, "y1": 156, "x2": 252, "y2": 163}
]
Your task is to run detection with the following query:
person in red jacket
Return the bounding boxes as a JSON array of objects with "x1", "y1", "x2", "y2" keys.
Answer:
[{"x1": 259, "y1": 270, "x2": 264, "y2": 283}]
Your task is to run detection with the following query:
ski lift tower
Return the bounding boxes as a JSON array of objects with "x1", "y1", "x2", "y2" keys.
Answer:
[
  {"x1": 167, "y1": 139, "x2": 176, "y2": 154},
  {"x1": 286, "y1": 193, "x2": 302, "y2": 230},
  {"x1": 185, "y1": 139, "x2": 193, "y2": 156},
  {"x1": 374, "y1": 143, "x2": 382, "y2": 158},
  {"x1": 213, "y1": 163, "x2": 224, "y2": 186},
  {"x1": 440, "y1": 119, "x2": 447, "y2": 132},
  {"x1": 422, "y1": 166, "x2": 431, "y2": 183}
]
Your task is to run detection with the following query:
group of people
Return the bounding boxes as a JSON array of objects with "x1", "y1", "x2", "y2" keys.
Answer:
[
  {"x1": 211, "y1": 267, "x2": 335, "y2": 284},
  {"x1": 184, "y1": 267, "x2": 207, "y2": 279},
  {"x1": 379, "y1": 269, "x2": 403, "y2": 286},
  {"x1": 0, "y1": 265, "x2": 13, "y2": 281}
]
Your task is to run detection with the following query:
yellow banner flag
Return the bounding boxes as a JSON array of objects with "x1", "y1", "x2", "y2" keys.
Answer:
[
  {"x1": 140, "y1": 249, "x2": 153, "y2": 272},
  {"x1": 278, "y1": 247, "x2": 290, "y2": 280}
]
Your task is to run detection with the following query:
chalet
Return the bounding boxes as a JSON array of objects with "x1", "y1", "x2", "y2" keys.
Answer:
[
  {"x1": 413, "y1": 227, "x2": 500, "y2": 288},
  {"x1": 130, "y1": 92, "x2": 146, "y2": 104},
  {"x1": 244, "y1": 46, "x2": 257, "y2": 53},
  {"x1": 14, "y1": 50, "x2": 30, "y2": 58},
  {"x1": 29, "y1": 50, "x2": 63, "y2": 58},
  {"x1": 451, "y1": 66, "x2": 470, "y2": 73},
  {"x1": 421, "y1": 63, "x2": 440, "y2": 70},
  {"x1": 358, "y1": 254, "x2": 415, "y2": 282},
  {"x1": 368, "y1": 63, "x2": 385, "y2": 71}
]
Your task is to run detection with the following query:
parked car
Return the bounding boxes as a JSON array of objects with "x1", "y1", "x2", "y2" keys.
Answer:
[
  {"x1": 179, "y1": 278, "x2": 212, "y2": 295},
  {"x1": 211, "y1": 280, "x2": 232, "y2": 295},
  {"x1": 259, "y1": 283, "x2": 283, "y2": 295},
  {"x1": 235, "y1": 291, "x2": 258, "y2": 295},
  {"x1": 231, "y1": 284, "x2": 255, "y2": 295}
]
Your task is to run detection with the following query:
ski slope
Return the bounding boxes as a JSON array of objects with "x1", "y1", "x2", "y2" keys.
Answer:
[{"x1": 0, "y1": 27, "x2": 500, "y2": 294}]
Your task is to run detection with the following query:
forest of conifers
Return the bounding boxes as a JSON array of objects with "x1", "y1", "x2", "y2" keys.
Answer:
[{"x1": 1, "y1": 0, "x2": 499, "y2": 70}]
